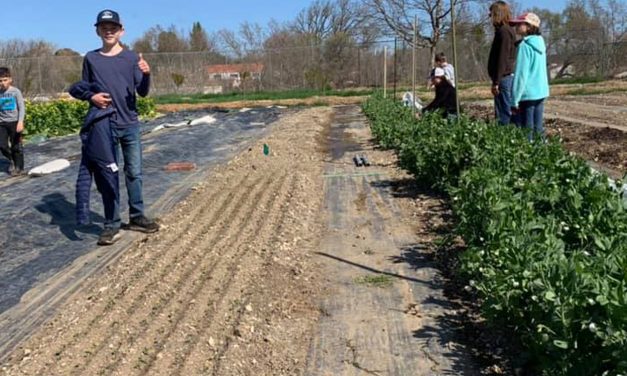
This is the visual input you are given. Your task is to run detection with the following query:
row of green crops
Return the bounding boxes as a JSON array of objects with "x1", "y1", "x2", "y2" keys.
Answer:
[
  {"x1": 362, "y1": 93, "x2": 627, "y2": 376},
  {"x1": 24, "y1": 97, "x2": 156, "y2": 139}
]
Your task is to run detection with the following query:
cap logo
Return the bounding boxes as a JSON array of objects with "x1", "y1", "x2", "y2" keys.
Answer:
[{"x1": 102, "y1": 11, "x2": 113, "y2": 19}]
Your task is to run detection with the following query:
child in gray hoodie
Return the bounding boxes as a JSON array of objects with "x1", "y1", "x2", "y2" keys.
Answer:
[{"x1": 0, "y1": 67, "x2": 25, "y2": 176}]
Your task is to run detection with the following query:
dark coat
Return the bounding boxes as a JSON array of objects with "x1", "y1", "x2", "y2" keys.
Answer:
[
  {"x1": 69, "y1": 81, "x2": 119, "y2": 225},
  {"x1": 488, "y1": 24, "x2": 517, "y2": 85},
  {"x1": 422, "y1": 80, "x2": 458, "y2": 118}
]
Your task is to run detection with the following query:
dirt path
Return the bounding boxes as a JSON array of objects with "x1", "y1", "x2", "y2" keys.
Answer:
[
  {"x1": 306, "y1": 106, "x2": 480, "y2": 375},
  {"x1": 1, "y1": 106, "x2": 486, "y2": 375}
]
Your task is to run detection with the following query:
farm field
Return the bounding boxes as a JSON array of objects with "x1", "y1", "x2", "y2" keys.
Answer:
[
  {"x1": 0, "y1": 83, "x2": 625, "y2": 376},
  {"x1": 1, "y1": 105, "x2": 497, "y2": 375}
]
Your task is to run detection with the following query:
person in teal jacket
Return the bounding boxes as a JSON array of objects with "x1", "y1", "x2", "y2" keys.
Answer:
[{"x1": 510, "y1": 12, "x2": 550, "y2": 140}]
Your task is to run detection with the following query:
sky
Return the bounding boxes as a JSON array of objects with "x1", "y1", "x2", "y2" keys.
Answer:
[{"x1": 3, "y1": 0, "x2": 570, "y2": 54}]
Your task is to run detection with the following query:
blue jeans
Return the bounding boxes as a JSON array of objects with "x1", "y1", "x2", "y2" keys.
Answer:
[
  {"x1": 108, "y1": 125, "x2": 144, "y2": 228},
  {"x1": 494, "y1": 74, "x2": 514, "y2": 125},
  {"x1": 517, "y1": 99, "x2": 545, "y2": 141}
]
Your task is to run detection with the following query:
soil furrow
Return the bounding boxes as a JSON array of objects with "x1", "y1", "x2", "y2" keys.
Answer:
[
  {"x1": 126, "y1": 172, "x2": 291, "y2": 375},
  {"x1": 25, "y1": 172, "x2": 255, "y2": 375},
  {"x1": 76, "y1": 174, "x2": 274, "y2": 375},
  {"x1": 200, "y1": 176, "x2": 302, "y2": 376},
  {"x1": 1, "y1": 107, "x2": 333, "y2": 376},
  {"x1": 34, "y1": 174, "x2": 264, "y2": 376},
  {"x1": 149, "y1": 172, "x2": 296, "y2": 375}
]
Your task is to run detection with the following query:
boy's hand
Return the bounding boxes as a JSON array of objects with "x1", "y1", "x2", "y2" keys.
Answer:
[
  {"x1": 91, "y1": 93, "x2": 112, "y2": 109},
  {"x1": 491, "y1": 84, "x2": 499, "y2": 96},
  {"x1": 138, "y1": 53, "x2": 150, "y2": 75},
  {"x1": 16, "y1": 121, "x2": 24, "y2": 133}
]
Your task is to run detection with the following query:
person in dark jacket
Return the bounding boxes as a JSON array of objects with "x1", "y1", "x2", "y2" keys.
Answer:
[
  {"x1": 70, "y1": 81, "x2": 121, "y2": 245},
  {"x1": 488, "y1": 1, "x2": 518, "y2": 125},
  {"x1": 422, "y1": 68, "x2": 458, "y2": 119}
]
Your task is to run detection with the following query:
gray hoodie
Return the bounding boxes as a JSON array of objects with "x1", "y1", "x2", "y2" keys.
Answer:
[{"x1": 0, "y1": 86, "x2": 25, "y2": 123}]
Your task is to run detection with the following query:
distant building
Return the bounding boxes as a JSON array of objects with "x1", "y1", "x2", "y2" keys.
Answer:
[{"x1": 206, "y1": 63, "x2": 264, "y2": 81}]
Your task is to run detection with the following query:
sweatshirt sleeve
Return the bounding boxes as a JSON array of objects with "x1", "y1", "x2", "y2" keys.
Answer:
[
  {"x1": 512, "y1": 44, "x2": 531, "y2": 108},
  {"x1": 69, "y1": 81, "x2": 95, "y2": 101},
  {"x1": 77, "y1": 57, "x2": 96, "y2": 101},
  {"x1": 488, "y1": 32, "x2": 501, "y2": 84},
  {"x1": 134, "y1": 56, "x2": 150, "y2": 97},
  {"x1": 496, "y1": 28, "x2": 513, "y2": 85},
  {"x1": 16, "y1": 89, "x2": 25, "y2": 123}
]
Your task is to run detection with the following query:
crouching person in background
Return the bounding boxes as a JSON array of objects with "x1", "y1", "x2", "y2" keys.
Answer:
[{"x1": 421, "y1": 68, "x2": 458, "y2": 120}]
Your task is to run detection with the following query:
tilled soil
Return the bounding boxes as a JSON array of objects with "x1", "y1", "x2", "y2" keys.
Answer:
[
  {"x1": 157, "y1": 96, "x2": 366, "y2": 113},
  {"x1": 1, "y1": 106, "x2": 509, "y2": 376},
  {"x1": 1, "y1": 108, "x2": 333, "y2": 376},
  {"x1": 546, "y1": 98, "x2": 627, "y2": 131},
  {"x1": 458, "y1": 80, "x2": 627, "y2": 102}
]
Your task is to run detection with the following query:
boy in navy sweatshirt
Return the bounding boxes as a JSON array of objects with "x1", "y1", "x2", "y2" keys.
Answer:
[{"x1": 78, "y1": 9, "x2": 159, "y2": 245}]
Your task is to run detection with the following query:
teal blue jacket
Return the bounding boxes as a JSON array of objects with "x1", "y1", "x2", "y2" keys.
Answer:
[{"x1": 512, "y1": 35, "x2": 550, "y2": 107}]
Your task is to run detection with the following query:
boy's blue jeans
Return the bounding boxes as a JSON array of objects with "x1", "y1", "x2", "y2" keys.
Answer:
[
  {"x1": 106, "y1": 125, "x2": 144, "y2": 229},
  {"x1": 494, "y1": 74, "x2": 514, "y2": 125},
  {"x1": 516, "y1": 99, "x2": 546, "y2": 141}
]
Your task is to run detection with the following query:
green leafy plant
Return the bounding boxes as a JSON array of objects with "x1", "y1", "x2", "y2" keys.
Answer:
[
  {"x1": 363, "y1": 92, "x2": 627, "y2": 376},
  {"x1": 24, "y1": 97, "x2": 156, "y2": 139},
  {"x1": 170, "y1": 72, "x2": 185, "y2": 90}
]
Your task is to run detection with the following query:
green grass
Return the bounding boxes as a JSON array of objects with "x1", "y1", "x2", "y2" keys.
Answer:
[
  {"x1": 551, "y1": 76, "x2": 606, "y2": 85},
  {"x1": 354, "y1": 274, "x2": 394, "y2": 288},
  {"x1": 155, "y1": 88, "x2": 373, "y2": 105},
  {"x1": 561, "y1": 86, "x2": 627, "y2": 96}
]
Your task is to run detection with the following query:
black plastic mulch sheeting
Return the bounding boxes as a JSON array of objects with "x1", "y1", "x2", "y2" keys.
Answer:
[{"x1": 0, "y1": 107, "x2": 282, "y2": 315}]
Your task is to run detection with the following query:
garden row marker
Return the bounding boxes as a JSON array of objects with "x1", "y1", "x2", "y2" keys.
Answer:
[{"x1": 163, "y1": 162, "x2": 197, "y2": 172}]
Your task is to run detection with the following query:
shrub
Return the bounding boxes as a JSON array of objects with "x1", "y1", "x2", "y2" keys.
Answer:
[
  {"x1": 24, "y1": 97, "x2": 157, "y2": 139},
  {"x1": 363, "y1": 92, "x2": 627, "y2": 376}
]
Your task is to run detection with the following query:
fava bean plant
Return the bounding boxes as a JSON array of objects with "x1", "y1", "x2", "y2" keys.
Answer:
[{"x1": 363, "y1": 92, "x2": 627, "y2": 376}]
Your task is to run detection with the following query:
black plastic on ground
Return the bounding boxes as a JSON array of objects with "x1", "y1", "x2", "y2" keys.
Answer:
[{"x1": 0, "y1": 108, "x2": 282, "y2": 315}]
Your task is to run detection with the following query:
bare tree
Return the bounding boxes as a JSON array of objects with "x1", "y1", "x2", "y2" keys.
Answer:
[
  {"x1": 132, "y1": 26, "x2": 161, "y2": 53},
  {"x1": 293, "y1": 0, "x2": 375, "y2": 42},
  {"x1": 217, "y1": 29, "x2": 243, "y2": 58},
  {"x1": 239, "y1": 22, "x2": 267, "y2": 57},
  {"x1": 157, "y1": 25, "x2": 188, "y2": 53},
  {"x1": 438, "y1": 5, "x2": 490, "y2": 81},
  {"x1": 294, "y1": 0, "x2": 334, "y2": 40},
  {"x1": 366, "y1": 0, "x2": 468, "y2": 64},
  {"x1": 0, "y1": 39, "x2": 59, "y2": 95}
]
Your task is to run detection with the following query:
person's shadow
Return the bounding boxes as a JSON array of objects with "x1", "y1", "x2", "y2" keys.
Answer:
[{"x1": 35, "y1": 193, "x2": 103, "y2": 241}]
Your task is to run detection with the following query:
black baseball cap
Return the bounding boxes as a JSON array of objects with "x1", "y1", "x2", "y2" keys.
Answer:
[{"x1": 95, "y1": 9, "x2": 122, "y2": 26}]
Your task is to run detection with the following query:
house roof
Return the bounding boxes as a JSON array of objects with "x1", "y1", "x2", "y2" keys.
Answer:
[{"x1": 207, "y1": 63, "x2": 264, "y2": 75}]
